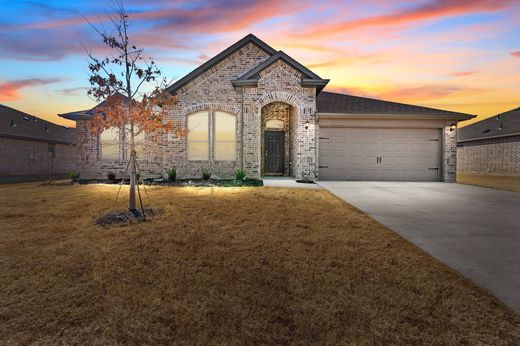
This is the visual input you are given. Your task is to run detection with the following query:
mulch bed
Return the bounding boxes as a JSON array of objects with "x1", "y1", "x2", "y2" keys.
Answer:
[
  {"x1": 95, "y1": 208, "x2": 163, "y2": 227},
  {"x1": 78, "y1": 178, "x2": 263, "y2": 187},
  {"x1": 40, "y1": 181, "x2": 74, "y2": 186}
]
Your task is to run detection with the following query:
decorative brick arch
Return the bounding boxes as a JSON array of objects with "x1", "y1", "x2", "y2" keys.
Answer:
[
  {"x1": 181, "y1": 103, "x2": 240, "y2": 117},
  {"x1": 257, "y1": 92, "x2": 304, "y2": 109}
]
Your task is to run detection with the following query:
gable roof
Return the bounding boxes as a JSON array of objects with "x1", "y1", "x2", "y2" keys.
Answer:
[
  {"x1": 458, "y1": 107, "x2": 520, "y2": 142},
  {"x1": 232, "y1": 51, "x2": 329, "y2": 92},
  {"x1": 166, "y1": 34, "x2": 278, "y2": 95},
  {"x1": 0, "y1": 104, "x2": 74, "y2": 144},
  {"x1": 316, "y1": 91, "x2": 475, "y2": 120}
]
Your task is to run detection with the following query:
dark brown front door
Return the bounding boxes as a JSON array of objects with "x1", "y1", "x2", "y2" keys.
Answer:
[{"x1": 264, "y1": 131, "x2": 285, "y2": 174}]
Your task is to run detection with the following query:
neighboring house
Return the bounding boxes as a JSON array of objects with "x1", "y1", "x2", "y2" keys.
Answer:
[
  {"x1": 457, "y1": 107, "x2": 520, "y2": 176},
  {"x1": 59, "y1": 34, "x2": 474, "y2": 182},
  {"x1": 0, "y1": 104, "x2": 76, "y2": 181}
]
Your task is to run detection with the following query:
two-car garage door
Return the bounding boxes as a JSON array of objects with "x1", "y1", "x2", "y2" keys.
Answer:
[{"x1": 319, "y1": 128, "x2": 441, "y2": 181}]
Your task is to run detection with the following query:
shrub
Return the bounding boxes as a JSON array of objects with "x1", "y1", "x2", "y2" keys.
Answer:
[
  {"x1": 69, "y1": 171, "x2": 80, "y2": 182},
  {"x1": 167, "y1": 166, "x2": 177, "y2": 181},
  {"x1": 107, "y1": 172, "x2": 116, "y2": 181},
  {"x1": 201, "y1": 169, "x2": 211, "y2": 180},
  {"x1": 235, "y1": 169, "x2": 246, "y2": 181}
]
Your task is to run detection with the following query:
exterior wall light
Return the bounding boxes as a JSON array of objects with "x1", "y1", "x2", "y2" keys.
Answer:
[
  {"x1": 449, "y1": 124, "x2": 456, "y2": 131},
  {"x1": 304, "y1": 120, "x2": 309, "y2": 129}
]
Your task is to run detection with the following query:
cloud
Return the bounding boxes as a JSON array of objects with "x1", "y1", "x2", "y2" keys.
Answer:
[
  {"x1": 58, "y1": 86, "x2": 90, "y2": 96},
  {"x1": 0, "y1": 78, "x2": 62, "y2": 101},
  {"x1": 0, "y1": 25, "x2": 98, "y2": 61},
  {"x1": 307, "y1": 52, "x2": 386, "y2": 69},
  {"x1": 298, "y1": 0, "x2": 511, "y2": 38},
  {"x1": 450, "y1": 71, "x2": 477, "y2": 77},
  {"x1": 377, "y1": 85, "x2": 489, "y2": 102},
  {"x1": 148, "y1": 0, "x2": 306, "y2": 33},
  {"x1": 511, "y1": 51, "x2": 520, "y2": 58}
]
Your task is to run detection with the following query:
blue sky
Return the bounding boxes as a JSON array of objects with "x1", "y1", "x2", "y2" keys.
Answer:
[{"x1": 1, "y1": 0, "x2": 519, "y2": 127}]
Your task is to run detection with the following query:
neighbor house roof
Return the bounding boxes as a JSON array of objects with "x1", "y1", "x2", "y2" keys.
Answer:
[
  {"x1": 0, "y1": 104, "x2": 74, "y2": 144},
  {"x1": 58, "y1": 93, "x2": 131, "y2": 121},
  {"x1": 166, "y1": 34, "x2": 278, "y2": 95},
  {"x1": 458, "y1": 107, "x2": 520, "y2": 142},
  {"x1": 316, "y1": 91, "x2": 475, "y2": 120},
  {"x1": 232, "y1": 51, "x2": 329, "y2": 92}
]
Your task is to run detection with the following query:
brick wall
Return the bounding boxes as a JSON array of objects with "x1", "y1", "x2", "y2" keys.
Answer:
[
  {"x1": 443, "y1": 126, "x2": 458, "y2": 182},
  {"x1": 74, "y1": 42, "x2": 319, "y2": 180},
  {"x1": 0, "y1": 137, "x2": 77, "y2": 177},
  {"x1": 457, "y1": 135, "x2": 520, "y2": 175}
]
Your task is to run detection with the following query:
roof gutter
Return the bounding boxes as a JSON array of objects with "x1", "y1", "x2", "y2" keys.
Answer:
[
  {"x1": 316, "y1": 112, "x2": 475, "y2": 121},
  {"x1": 458, "y1": 131, "x2": 520, "y2": 143},
  {"x1": 0, "y1": 133, "x2": 74, "y2": 145}
]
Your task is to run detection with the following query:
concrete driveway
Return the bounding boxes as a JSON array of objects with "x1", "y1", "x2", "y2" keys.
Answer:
[{"x1": 318, "y1": 181, "x2": 520, "y2": 313}]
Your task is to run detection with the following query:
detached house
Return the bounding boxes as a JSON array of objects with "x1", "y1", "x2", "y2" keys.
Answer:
[
  {"x1": 457, "y1": 107, "x2": 520, "y2": 175},
  {"x1": 59, "y1": 34, "x2": 474, "y2": 182},
  {"x1": 1, "y1": 104, "x2": 76, "y2": 182}
]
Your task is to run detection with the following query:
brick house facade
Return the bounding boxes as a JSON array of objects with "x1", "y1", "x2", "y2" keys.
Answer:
[
  {"x1": 0, "y1": 105, "x2": 76, "y2": 181},
  {"x1": 60, "y1": 34, "x2": 473, "y2": 182},
  {"x1": 457, "y1": 107, "x2": 520, "y2": 175}
]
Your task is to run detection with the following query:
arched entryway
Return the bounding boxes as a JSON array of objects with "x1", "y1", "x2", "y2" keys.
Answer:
[{"x1": 261, "y1": 102, "x2": 296, "y2": 176}]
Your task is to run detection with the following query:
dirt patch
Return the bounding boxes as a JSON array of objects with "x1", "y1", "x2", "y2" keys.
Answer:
[
  {"x1": 95, "y1": 208, "x2": 163, "y2": 227},
  {"x1": 457, "y1": 174, "x2": 520, "y2": 192}
]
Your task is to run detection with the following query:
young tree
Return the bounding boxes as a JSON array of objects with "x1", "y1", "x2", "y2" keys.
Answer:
[{"x1": 85, "y1": 1, "x2": 180, "y2": 211}]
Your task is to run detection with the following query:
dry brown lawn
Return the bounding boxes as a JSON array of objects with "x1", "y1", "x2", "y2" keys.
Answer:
[
  {"x1": 457, "y1": 173, "x2": 520, "y2": 193},
  {"x1": 1, "y1": 183, "x2": 519, "y2": 345}
]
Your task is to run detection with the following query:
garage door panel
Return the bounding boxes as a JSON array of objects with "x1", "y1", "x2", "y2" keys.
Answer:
[{"x1": 319, "y1": 128, "x2": 440, "y2": 181}]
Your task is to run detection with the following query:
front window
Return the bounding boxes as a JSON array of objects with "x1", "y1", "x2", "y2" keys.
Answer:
[
  {"x1": 215, "y1": 111, "x2": 236, "y2": 160},
  {"x1": 187, "y1": 111, "x2": 209, "y2": 160},
  {"x1": 133, "y1": 127, "x2": 146, "y2": 158},
  {"x1": 100, "y1": 127, "x2": 120, "y2": 159},
  {"x1": 186, "y1": 110, "x2": 236, "y2": 161}
]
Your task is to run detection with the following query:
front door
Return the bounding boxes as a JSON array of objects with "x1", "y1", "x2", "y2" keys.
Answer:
[{"x1": 264, "y1": 131, "x2": 285, "y2": 174}]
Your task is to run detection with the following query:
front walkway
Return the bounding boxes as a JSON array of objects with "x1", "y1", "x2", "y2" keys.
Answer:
[
  {"x1": 262, "y1": 177, "x2": 321, "y2": 189},
  {"x1": 318, "y1": 181, "x2": 520, "y2": 313}
]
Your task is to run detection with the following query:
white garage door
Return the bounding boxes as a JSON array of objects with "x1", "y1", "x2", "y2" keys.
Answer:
[{"x1": 319, "y1": 128, "x2": 441, "y2": 181}]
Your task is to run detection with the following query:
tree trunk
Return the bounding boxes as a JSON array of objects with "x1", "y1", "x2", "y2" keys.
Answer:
[{"x1": 129, "y1": 122, "x2": 136, "y2": 211}]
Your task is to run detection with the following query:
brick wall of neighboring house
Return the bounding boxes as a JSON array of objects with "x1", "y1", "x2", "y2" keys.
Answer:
[
  {"x1": 0, "y1": 137, "x2": 77, "y2": 177},
  {"x1": 457, "y1": 135, "x2": 520, "y2": 175},
  {"x1": 76, "y1": 42, "x2": 319, "y2": 180}
]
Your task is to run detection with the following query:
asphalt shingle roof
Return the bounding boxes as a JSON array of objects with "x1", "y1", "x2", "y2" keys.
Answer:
[
  {"x1": 0, "y1": 104, "x2": 74, "y2": 144},
  {"x1": 316, "y1": 91, "x2": 474, "y2": 119},
  {"x1": 458, "y1": 107, "x2": 520, "y2": 142}
]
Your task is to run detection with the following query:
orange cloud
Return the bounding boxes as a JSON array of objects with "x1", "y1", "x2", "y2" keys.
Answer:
[
  {"x1": 450, "y1": 71, "x2": 477, "y2": 77},
  {"x1": 511, "y1": 51, "x2": 520, "y2": 58},
  {"x1": 299, "y1": 0, "x2": 510, "y2": 38},
  {"x1": 378, "y1": 85, "x2": 490, "y2": 102},
  {"x1": 0, "y1": 79, "x2": 61, "y2": 101}
]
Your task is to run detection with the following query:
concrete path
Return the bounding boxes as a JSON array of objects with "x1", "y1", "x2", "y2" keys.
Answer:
[
  {"x1": 318, "y1": 181, "x2": 520, "y2": 313},
  {"x1": 262, "y1": 177, "x2": 321, "y2": 189}
]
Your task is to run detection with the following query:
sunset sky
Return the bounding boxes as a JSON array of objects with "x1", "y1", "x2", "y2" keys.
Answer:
[{"x1": 1, "y1": 0, "x2": 519, "y2": 128}]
